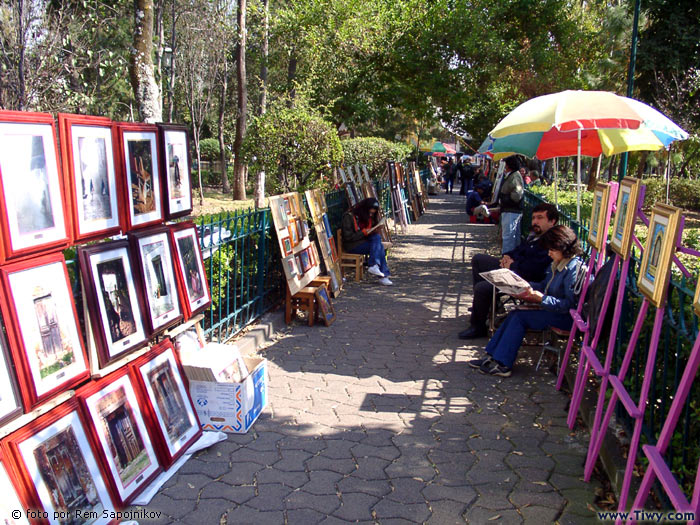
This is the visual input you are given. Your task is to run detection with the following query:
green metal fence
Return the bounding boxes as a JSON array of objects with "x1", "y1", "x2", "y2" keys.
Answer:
[{"x1": 523, "y1": 190, "x2": 700, "y2": 501}]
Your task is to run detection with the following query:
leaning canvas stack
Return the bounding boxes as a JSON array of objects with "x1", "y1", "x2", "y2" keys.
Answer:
[
  {"x1": 304, "y1": 188, "x2": 342, "y2": 296},
  {"x1": 0, "y1": 109, "x2": 213, "y2": 518}
]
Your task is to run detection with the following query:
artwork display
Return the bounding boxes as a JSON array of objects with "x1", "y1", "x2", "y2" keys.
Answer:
[
  {"x1": 132, "y1": 340, "x2": 201, "y2": 466},
  {"x1": 587, "y1": 182, "x2": 611, "y2": 251},
  {"x1": 79, "y1": 371, "x2": 161, "y2": 505},
  {"x1": 58, "y1": 114, "x2": 121, "y2": 241},
  {"x1": 282, "y1": 237, "x2": 292, "y2": 256},
  {"x1": 118, "y1": 124, "x2": 163, "y2": 230},
  {"x1": 299, "y1": 249, "x2": 312, "y2": 273},
  {"x1": 610, "y1": 177, "x2": 642, "y2": 259},
  {"x1": 289, "y1": 221, "x2": 299, "y2": 247},
  {"x1": 0, "y1": 111, "x2": 69, "y2": 260},
  {"x1": 315, "y1": 285, "x2": 336, "y2": 326},
  {"x1": 303, "y1": 190, "x2": 342, "y2": 296},
  {"x1": 158, "y1": 125, "x2": 193, "y2": 219},
  {"x1": 6, "y1": 400, "x2": 116, "y2": 525},
  {"x1": 277, "y1": 201, "x2": 289, "y2": 228},
  {"x1": 130, "y1": 228, "x2": 183, "y2": 334},
  {"x1": 284, "y1": 255, "x2": 298, "y2": 277},
  {"x1": 637, "y1": 203, "x2": 681, "y2": 308},
  {"x1": 79, "y1": 241, "x2": 148, "y2": 368},
  {"x1": 170, "y1": 223, "x2": 212, "y2": 319},
  {"x1": 0, "y1": 254, "x2": 89, "y2": 409}
]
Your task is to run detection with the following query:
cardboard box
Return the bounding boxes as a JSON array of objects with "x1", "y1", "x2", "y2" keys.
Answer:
[{"x1": 180, "y1": 343, "x2": 268, "y2": 433}]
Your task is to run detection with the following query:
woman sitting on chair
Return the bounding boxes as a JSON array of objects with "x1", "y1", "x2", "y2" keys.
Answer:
[
  {"x1": 341, "y1": 198, "x2": 392, "y2": 286},
  {"x1": 468, "y1": 225, "x2": 583, "y2": 377}
]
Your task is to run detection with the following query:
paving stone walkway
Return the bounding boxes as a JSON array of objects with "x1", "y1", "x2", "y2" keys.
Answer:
[{"x1": 135, "y1": 193, "x2": 601, "y2": 524}]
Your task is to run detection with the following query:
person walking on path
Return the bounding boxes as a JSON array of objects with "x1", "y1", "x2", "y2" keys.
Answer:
[
  {"x1": 496, "y1": 156, "x2": 525, "y2": 254},
  {"x1": 445, "y1": 158, "x2": 456, "y2": 194},
  {"x1": 341, "y1": 198, "x2": 393, "y2": 285},
  {"x1": 458, "y1": 203, "x2": 558, "y2": 339},
  {"x1": 468, "y1": 225, "x2": 584, "y2": 376}
]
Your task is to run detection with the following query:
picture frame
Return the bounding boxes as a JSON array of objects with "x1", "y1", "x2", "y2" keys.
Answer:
[
  {"x1": 587, "y1": 182, "x2": 612, "y2": 251},
  {"x1": 300, "y1": 219, "x2": 309, "y2": 239},
  {"x1": 130, "y1": 339, "x2": 201, "y2": 467},
  {"x1": 4, "y1": 398, "x2": 117, "y2": 524},
  {"x1": 157, "y1": 123, "x2": 193, "y2": 219},
  {"x1": 330, "y1": 234, "x2": 339, "y2": 263},
  {"x1": 77, "y1": 367, "x2": 162, "y2": 506},
  {"x1": 314, "y1": 285, "x2": 336, "y2": 326},
  {"x1": 0, "y1": 453, "x2": 31, "y2": 525},
  {"x1": 610, "y1": 177, "x2": 642, "y2": 259},
  {"x1": 284, "y1": 255, "x2": 298, "y2": 278},
  {"x1": 58, "y1": 113, "x2": 122, "y2": 242},
  {"x1": 693, "y1": 274, "x2": 700, "y2": 318},
  {"x1": 322, "y1": 214, "x2": 332, "y2": 239},
  {"x1": 78, "y1": 240, "x2": 148, "y2": 368},
  {"x1": 0, "y1": 253, "x2": 89, "y2": 409},
  {"x1": 0, "y1": 310, "x2": 23, "y2": 427},
  {"x1": 295, "y1": 254, "x2": 305, "y2": 276},
  {"x1": 277, "y1": 200, "x2": 289, "y2": 228},
  {"x1": 289, "y1": 220, "x2": 299, "y2": 247},
  {"x1": 281, "y1": 236, "x2": 293, "y2": 256},
  {"x1": 637, "y1": 203, "x2": 681, "y2": 308},
  {"x1": 299, "y1": 248, "x2": 312, "y2": 273},
  {"x1": 116, "y1": 123, "x2": 163, "y2": 231},
  {"x1": 0, "y1": 110, "x2": 70, "y2": 261},
  {"x1": 129, "y1": 227, "x2": 183, "y2": 335},
  {"x1": 169, "y1": 222, "x2": 212, "y2": 320},
  {"x1": 283, "y1": 197, "x2": 292, "y2": 215}
]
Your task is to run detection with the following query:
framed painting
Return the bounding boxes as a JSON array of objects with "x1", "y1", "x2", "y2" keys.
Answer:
[
  {"x1": 0, "y1": 311, "x2": 24, "y2": 426},
  {"x1": 77, "y1": 368, "x2": 161, "y2": 506},
  {"x1": 78, "y1": 240, "x2": 148, "y2": 368},
  {"x1": 116, "y1": 123, "x2": 163, "y2": 231},
  {"x1": 295, "y1": 254, "x2": 305, "y2": 276},
  {"x1": 330, "y1": 234, "x2": 339, "y2": 263},
  {"x1": 314, "y1": 285, "x2": 336, "y2": 326},
  {"x1": 129, "y1": 227, "x2": 183, "y2": 335},
  {"x1": 283, "y1": 255, "x2": 298, "y2": 278},
  {"x1": 169, "y1": 222, "x2": 211, "y2": 320},
  {"x1": 0, "y1": 253, "x2": 89, "y2": 409},
  {"x1": 0, "y1": 454, "x2": 31, "y2": 525},
  {"x1": 4, "y1": 399, "x2": 117, "y2": 525},
  {"x1": 0, "y1": 110, "x2": 70, "y2": 261},
  {"x1": 58, "y1": 113, "x2": 122, "y2": 242},
  {"x1": 281, "y1": 236, "x2": 292, "y2": 257},
  {"x1": 299, "y1": 248, "x2": 312, "y2": 273},
  {"x1": 276, "y1": 200, "x2": 289, "y2": 228},
  {"x1": 637, "y1": 203, "x2": 681, "y2": 308},
  {"x1": 130, "y1": 339, "x2": 201, "y2": 467},
  {"x1": 587, "y1": 182, "x2": 611, "y2": 251},
  {"x1": 289, "y1": 220, "x2": 299, "y2": 247},
  {"x1": 157, "y1": 124, "x2": 193, "y2": 219},
  {"x1": 610, "y1": 177, "x2": 642, "y2": 260},
  {"x1": 300, "y1": 219, "x2": 309, "y2": 239},
  {"x1": 283, "y1": 198, "x2": 292, "y2": 215},
  {"x1": 322, "y1": 214, "x2": 332, "y2": 239}
]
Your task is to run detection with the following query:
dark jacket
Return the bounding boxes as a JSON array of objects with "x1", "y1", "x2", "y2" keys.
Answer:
[
  {"x1": 531, "y1": 256, "x2": 584, "y2": 314},
  {"x1": 505, "y1": 233, "x2": 552, "y2": 283},
  {"x1": 498, "y1": 170, "x2": 524, "y2": 213},
  {"x1": 341, "y1": 211, "x2": 372, "y2": 251},
  {"x1": 466, "y1": 191, "x2": 483, "y2": 215}
]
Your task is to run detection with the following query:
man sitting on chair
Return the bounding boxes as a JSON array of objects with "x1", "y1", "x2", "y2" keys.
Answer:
[{"x1": 458, "y1": 202, "x2": 559, "y2": 339}]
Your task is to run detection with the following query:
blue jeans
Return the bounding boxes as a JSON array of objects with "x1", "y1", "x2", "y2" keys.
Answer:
[
  {"x1": 349, "y1": 233, "x2": 390, "y2": 276},
  {"x1": 485, "y1": 309, "x2": 572, "y2": 368},
  {"x1": 500, "y1": 212, "x2": 522, "y2": 254}
]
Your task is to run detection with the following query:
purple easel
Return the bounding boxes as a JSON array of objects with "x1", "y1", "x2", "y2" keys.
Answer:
[
  {"x1": 584, "y1": 206, "x2": 684, "y2": 518},
  {"x1": 556, "y1": 182, "x2": 618, "y2": 399}
]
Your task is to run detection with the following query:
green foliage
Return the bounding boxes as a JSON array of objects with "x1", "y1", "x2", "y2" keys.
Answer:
[
  {"x1": 241, "y1": 101, "x2": 343, "y2": 193},
  {"x1": 199, "y1": 138, "x2": 221, "y2": 162},
  {"x1": 341, "y1": 137, "x2": 412, "y2": 177},
  {"x1": 641, "y1": 177, "x2": 700, "y2": 211},
  {"x1": 528, "y1": 183, "x2": 594, "y2": 220},
  {"x1": 208, "y1": 244, "x2": 233, "y2": 312}
]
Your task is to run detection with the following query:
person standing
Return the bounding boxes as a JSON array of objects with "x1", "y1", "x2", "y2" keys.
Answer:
[
  {"x1": 497, "y1": 156, "x2": 525, "y2": 254},
  {"x1": 445, "y1": 158, "x2": 456, "y2": 194}
]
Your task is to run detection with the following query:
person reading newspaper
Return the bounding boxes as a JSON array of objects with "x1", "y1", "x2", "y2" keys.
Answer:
[
  {"x1": 342, "y1": 197, "x2": 393, "y2": 286},
  {"x1": 467, "y1": 225, "x2": 584, "y2": 377},
  {"x1": 458, "y1": 203, "x2": 558, "y2": 339}
]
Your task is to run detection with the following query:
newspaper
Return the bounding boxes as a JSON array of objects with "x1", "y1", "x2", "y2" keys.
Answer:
[{"x1": 479, "y1": 268, "x2": 531, "y2": 295}]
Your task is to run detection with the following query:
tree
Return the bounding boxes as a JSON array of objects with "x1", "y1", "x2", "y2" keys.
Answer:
[
  {"x1": 232, "y1": 0, "x2": 248, "y2": 200},
  {"x1": 130, "y1": 0, "x2": 161, "y2": 122}
]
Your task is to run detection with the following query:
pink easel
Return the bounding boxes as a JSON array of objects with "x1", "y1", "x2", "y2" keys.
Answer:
[
  {"x1": 585, "y1": 208, "x2": 684, "y2": 519},
  {"x1": 556, "y1": 182, "x2": 618, "y2": 400}
]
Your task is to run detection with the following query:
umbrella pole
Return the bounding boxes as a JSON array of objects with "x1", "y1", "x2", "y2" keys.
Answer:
[
  {"x1": 576, "y1": 129, "x2": 581, "y2": 223},
  {"x1": 666, "y1": 144, "x2": 672, "y2": 204},
  {"x1": 554, "y1": 158, "x2": 558, "y2": 208}
]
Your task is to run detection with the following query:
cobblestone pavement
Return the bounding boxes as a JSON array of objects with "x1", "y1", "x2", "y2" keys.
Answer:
[{"x1": 135, "y1": 193, "x2": 600, "y2": 524}]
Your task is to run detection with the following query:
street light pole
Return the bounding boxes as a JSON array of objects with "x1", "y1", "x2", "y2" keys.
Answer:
[{"x1": 619, "y1": 0, "x2": 642, "y2": 181}]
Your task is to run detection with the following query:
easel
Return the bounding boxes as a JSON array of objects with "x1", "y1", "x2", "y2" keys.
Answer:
[{"x1": 584, "y1": 204, "x2": 683, "y2": 516}]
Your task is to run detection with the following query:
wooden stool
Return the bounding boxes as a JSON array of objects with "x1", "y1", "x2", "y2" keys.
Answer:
[
  {"x1": 285, "y1": 286, "x2": 319, "y2": 326},
  {"x1": 311, "y1": 276, "x2": 334, "y2": 297},
  {"x1": 536, "y1": 326, "x2": 571, "y2": 373},
  {"x1": 336, "y1": 229, "x2": 364, "y2": 282}
]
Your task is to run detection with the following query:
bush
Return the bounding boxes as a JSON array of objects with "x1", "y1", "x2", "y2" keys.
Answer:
[
  {"x1": 341, "y1": 137, "x2": 413, "y2": 178},
  {"x1": 642, "y1": 177, "x2": 700, "y2": 211},
  {"x1": 199, "y1": 138, "x2": 221, "y2": 162}
]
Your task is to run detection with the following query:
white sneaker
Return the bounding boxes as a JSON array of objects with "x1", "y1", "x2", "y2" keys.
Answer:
[
  {"x1": 368, "y1": 265, "x2": 384, "y2": 277},
  {"x1": 378, "y1": 277, "x2": 393, "y2": 286}
]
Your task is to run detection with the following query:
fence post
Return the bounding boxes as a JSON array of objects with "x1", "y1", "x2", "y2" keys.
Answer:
[{"x1": 257, "y1": 207, "x2": 268, "y2": 317}]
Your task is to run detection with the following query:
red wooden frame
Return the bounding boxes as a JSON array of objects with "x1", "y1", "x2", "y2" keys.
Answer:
[
  {"x1": 0, "y1": 110, "x2": 70, "y2": 262},
  {"x1": 115, "y1": 122, "x2": 164, "y2": 231},
  {"x1": 157, "y1": 123, "x2": 193, "y2": 219},
  {"x1": 58, "y1": 113, "x2": 123, "y2": 242},
  {"x1": 168, "y1": 222, "x2": 212, "y2": 320},
  {"x1": 75, "y1": 366, "x2": 162, "y2": 507},
  {"x1": 0, "y1": 310, "x2": 24, "y2": 427},
  {"x1": 0, "y1": 252, "x2": 90, "y2": 410},
  {"x1": 129, "y1": 339, "x2": 202, "y2": 467},
  {"x1": 78, "y1": 239, "x2": 149, "y2": 368},
  {"x1": 129, "y1": 226, "x2": 184, "y2": 335},
  {"x1": 2, "y1": 398, "x2": 119, "y2": 524}
]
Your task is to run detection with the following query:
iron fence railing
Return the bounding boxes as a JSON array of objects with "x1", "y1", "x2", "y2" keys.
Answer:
[{"x1": 523, "y1": 189, "x2": 700, "y2": 501}]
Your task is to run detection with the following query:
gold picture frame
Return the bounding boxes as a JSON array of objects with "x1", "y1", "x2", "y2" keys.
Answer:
[
  {"x1": 692, "y1": 274, "x2": 700, "y2": 318},
  {"x1": 610, "y1": 177, "x2": 642, "y2": 260},
  {"x1": 587, "y1": 182, "x2": 612, "y2": 251},
  {"x1": 636, "y1": 203, "x2": 681, "y2": 308}
]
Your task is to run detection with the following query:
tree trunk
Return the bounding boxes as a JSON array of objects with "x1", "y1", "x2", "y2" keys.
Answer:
[
  {"x1": 218, "y1": 61, "x2": 231, "y2": 193},
  {"x1": 17, "y1": 0, "x2": 26, "y2": 110},
  {"x1": 167, "y1": 0, "x2": 176, "y2": 121},
  {"x1": 190, "y1": 104, "x2": 204, "y2": 206},
  {"x1": 130, "y1": 0, "x2": 162, "y2": 122},
  {"x1": 259, "y1": 0, "x2": 269, "y2": 115},
  {"x1": 287, "y1": 48, "x2": 297, "y2": 105},
  {"x1": 587, "y1": 156, "x2": 600, "y2": 191},
  {"x1": 232, "y1": 0, "x2": 247, "y2": 200}
]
